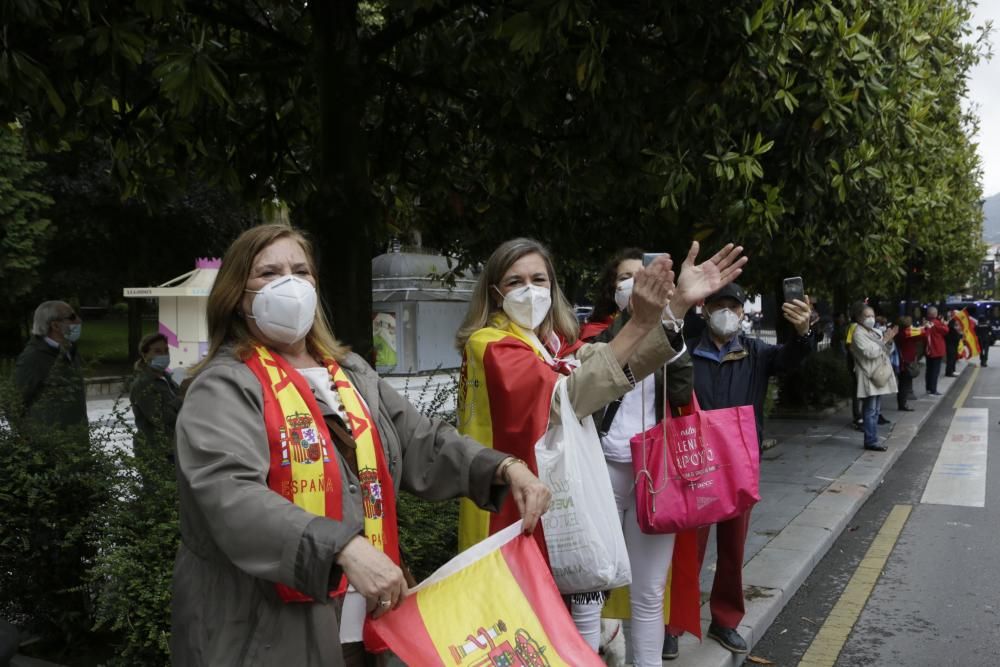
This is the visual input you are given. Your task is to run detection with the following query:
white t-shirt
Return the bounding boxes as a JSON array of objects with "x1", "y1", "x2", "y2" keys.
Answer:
[
  {"x1": 296, "y1": 366, "x2": 367, "y2": 644},
  {"x1": 600, "y1": 376, "x2": 656, "y2": 463}
]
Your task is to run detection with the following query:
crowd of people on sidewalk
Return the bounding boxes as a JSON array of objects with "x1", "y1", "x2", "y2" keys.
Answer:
[
  {"x1": 19, "y1": 224, "x2": 914, "y2": 667},
  {"x1": 835, "y1": 301, "x2": 995, "y2": 452}
]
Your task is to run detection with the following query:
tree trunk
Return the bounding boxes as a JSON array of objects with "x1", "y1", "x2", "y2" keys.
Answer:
[{"x1": 309, "y1": 1, "x2": 376, "y2": 363}]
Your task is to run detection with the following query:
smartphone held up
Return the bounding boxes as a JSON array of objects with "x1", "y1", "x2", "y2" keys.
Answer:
[
  {"x1": 783, "y1": 276, "x2": 805, "y2": 303},
  {"x1": 642, "y1": 253, "x2": 667, "y2": 268}
]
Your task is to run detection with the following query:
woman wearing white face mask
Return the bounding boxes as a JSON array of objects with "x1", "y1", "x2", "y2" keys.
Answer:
[
  {"x1": 129, "y1": 332, "x2": 182, "y2": 464},
  {"x1": 849, "y1": 306, "x2": 898, "y2": 451},
  {"x1": 171, "y1": 225, "x2": 551, "y2": 667},
  {"x1": 455, "y1": 237, "x2": 746, "y2": 652},
  {"x1": 579, "y1": 248, "x2": 703, "y2": 667}
]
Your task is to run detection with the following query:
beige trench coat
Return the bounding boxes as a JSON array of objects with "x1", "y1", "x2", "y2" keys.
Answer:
[
  {"x1": 851, "y1": 326, "x2": 898, "y2": 398},
  {"x1": 550, "y1": 322, "x2": 686, "y2": 425},
  {"x1": 170, "y1": 348, "x2": 509, "y2": 666}
]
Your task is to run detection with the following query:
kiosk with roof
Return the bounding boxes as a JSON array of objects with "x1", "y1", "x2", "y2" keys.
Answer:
[
  {"x1": 372, "y1": 248, "x2": 475, "y2": 375},
  {"x1": 123, "y1": 258, "x2": 221, "y2": 375}
]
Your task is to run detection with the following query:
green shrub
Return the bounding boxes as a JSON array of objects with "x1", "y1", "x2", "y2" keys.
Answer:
[
  {"x1": 0, "y1": 379, "x2": 114, "y2": 660},
  {"x1": 90, "y1": 405, "x2": 178, "y2": 667},
  {"x1": 397, "y1": 493, "x2": 460, "y2": 583},
  {"x1": 397, "y1": 373, "x2": 462, "y2": 581},
  {"x1": 778, "y1": 348, "x2": 854, "y2": 409}
]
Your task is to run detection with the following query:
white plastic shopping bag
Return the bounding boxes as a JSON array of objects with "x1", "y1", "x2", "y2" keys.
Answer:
[{"x1": 536, "y1": 379, "x2": 631, "y2": 594}]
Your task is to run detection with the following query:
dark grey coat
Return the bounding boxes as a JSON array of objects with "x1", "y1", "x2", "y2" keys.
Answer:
[{"x1": 13, "y1": 336, "x2": 87, "y2": 429}]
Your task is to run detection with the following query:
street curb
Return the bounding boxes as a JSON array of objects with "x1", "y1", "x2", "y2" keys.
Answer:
[{"x1": 668, "y1": 362, "x2": 969, "y2": 666}]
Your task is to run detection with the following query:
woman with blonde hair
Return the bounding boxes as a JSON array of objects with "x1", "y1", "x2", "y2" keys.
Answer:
[
  {"x1": 170, "y1": 224, "x2": 550, "y2": 667},
  {"x1": 455, "y1": 236, "x2": 746, "y2": 650}
]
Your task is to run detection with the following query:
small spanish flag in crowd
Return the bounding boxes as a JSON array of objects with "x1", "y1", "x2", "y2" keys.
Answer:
[
  {"x1": 953, "y1": 309, "x2": 981, "y2": 360},
  {"x1": 369, "y1": 522, "x2": 604, "y2": 666}
]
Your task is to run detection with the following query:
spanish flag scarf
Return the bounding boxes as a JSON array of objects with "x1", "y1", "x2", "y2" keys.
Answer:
[
  {"x1": 456, "y1": 315, "x2": 583, "y2": 561},
  {"x1": 245, "y1": 346, "x2": 399, "y2": 603}
]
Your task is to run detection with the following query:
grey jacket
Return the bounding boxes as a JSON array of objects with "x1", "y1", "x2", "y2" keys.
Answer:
[{"x1": 171, "y1": 348, "x2": 509, "y2": 666}]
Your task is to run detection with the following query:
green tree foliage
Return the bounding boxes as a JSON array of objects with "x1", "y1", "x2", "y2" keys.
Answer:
[
  {"x1": 0, "y1": 381, "x2": 112, "y2": 660},
  {"x1": 0, "y1": 126, "x2": 53, "y2": 347},
  {"x1": 0, "y1": 0, "x2": 987, "y2": 344}
]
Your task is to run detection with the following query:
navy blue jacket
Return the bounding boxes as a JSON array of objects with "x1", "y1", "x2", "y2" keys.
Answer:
[{"x1": 687, "y1": 331, "x2": 813, "y2": 447}]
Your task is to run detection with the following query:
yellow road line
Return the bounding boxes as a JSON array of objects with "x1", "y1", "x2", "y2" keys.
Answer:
[
  {"x1": 798, "y1": 504, "x2": 912, "y2": 667},
  {"x1": 953, "y1": 366, "x2": 980, "y2": 410}
]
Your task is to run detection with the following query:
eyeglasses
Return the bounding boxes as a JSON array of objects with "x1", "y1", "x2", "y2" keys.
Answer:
[{"x1": 57, "y1": 313, "x2": 81, "y2": 322}]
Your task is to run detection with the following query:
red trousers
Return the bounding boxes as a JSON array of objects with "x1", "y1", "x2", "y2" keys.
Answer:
[{"x1": 668, "y1": 507, "x2": 753, "y2": 634}]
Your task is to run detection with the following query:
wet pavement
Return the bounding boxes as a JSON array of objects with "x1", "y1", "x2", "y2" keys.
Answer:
[{"x1": 668, "y1": 362, "x2": 968, "y2": 666}]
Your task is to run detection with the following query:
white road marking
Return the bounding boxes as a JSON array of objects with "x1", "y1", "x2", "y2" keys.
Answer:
[
  {"x1": 971, "y1": 396, "x2": 1000, "y2": 399},
  {"x1": 920, "y1": 408, "x2": 989, "y2": 508}
]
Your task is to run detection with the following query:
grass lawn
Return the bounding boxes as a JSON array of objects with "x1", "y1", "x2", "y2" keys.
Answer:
[{"x1": 77, "y1": 318, "x2": 158, "y2": 377}]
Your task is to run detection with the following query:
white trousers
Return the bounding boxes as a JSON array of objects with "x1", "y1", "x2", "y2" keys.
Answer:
[{"x1": 571, "y1": 460, "x2": 676, "y2": 667}]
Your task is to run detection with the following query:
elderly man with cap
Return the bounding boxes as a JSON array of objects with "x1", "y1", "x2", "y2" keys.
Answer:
[
  {"x1": 14, "y1": 300, "x2": 88, "y2": 430},
  {"x1": 663, "y1": 283, "x2": 813, "y2": 659}
]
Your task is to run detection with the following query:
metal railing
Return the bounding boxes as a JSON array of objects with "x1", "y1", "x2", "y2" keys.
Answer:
[{"x1": 748, "y1": 328, "x2": 831, "y2": 351}]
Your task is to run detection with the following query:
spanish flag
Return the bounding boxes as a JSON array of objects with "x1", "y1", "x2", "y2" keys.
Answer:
[
  {"x1": 369, "y1": 522, "x2": 604, "y2": 666},
  {"x1": 954, "y1": 309, "x2": 981, "y2": 360},
  {"x1": 457, "y1": 314, "x2": 582, "y2": 560},
  {"x1": 458, "y1": 314, "x2": 703, "y2": 638}
]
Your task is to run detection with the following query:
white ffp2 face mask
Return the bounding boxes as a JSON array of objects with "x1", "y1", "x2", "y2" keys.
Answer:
[
  {"x1": 245, "y1": 275, "x2": 317, "y2": 345},
  {"x1": 501, "y1": 284, "x2": 552, "y2": 330},
  {"x1": 614, "y1": 277, "x2": 634, "y2": 313},
  {"x1": 708, "y1": 308, "x2": 741, "y2": 339}
]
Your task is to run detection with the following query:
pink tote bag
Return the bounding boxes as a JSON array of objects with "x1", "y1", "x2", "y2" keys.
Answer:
[{"x1": 628, "y1": 393, "x2": 760, "y2": 534}]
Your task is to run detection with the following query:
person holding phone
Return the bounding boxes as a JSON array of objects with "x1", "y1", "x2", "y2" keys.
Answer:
[
  {"x1": 455, "y1": 237, "x2": 746, "y2": 652},
  {"x1": 580, "y1": 247, "x2": 699, "y2": 666},
  {"x1": 850, "y1": 306, "x2": 898, "y2": 451},
  {"x1": 665, "y1": 281, "x2": 813, "y2": 658}
]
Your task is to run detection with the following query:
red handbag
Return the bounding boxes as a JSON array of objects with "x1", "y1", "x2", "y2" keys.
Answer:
[{"x1": 629, "y1": 393, "x2": 760, "y2": 534}]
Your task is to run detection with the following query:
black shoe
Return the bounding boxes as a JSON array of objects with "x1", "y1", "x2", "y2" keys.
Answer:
[
  {"x1": 928, "y1": 391, "x2": 942, "y2": 396},
  {"x1": 898, "y1": 406, "x2": 915, "y2": 412},
  {"x1": 662, "y1": 633, "x2": 679, "y2": 660},
  {"x1": 707, "y1": 623, "x2": 748, "y2": 654},
  {"x1": 852, "y1": 419, "x2": 863, "y2": 431},
  {"x1": 864, "y1": 443, "x2": 888, "y2": 451},
  {"x1": 945, "y1": 374, "x2": 956, "y2": 377},
  {"x1": 877, "y1": 415, "x2": 891, "y2": 425}
]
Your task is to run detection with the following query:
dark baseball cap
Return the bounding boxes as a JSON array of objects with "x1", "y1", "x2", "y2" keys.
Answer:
[{"x1": 704, "y1": 283, "x2": 747, "y2": 306}]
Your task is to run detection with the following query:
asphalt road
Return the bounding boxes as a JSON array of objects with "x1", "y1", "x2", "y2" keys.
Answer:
[{"x1": 753, "y1": 364, "x2": 1000, "y2": 667}]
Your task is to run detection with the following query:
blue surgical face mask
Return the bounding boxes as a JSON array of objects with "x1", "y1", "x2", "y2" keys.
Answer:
[
  {"x1": 148, "y1": 354, "x2": 170, "y2": 371},
  {"x1": 65, "y1": 323, "x2": 82, "y2": 343}
]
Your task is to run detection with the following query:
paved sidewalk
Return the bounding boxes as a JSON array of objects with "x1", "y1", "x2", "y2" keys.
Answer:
[{"x1": 669, "y1": 362, "x2": 969, "y2": 666}]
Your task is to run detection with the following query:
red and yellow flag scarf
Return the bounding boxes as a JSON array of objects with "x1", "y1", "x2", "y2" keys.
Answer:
[
  {"x1": 245, "y1": 346, "x2": 399, "y2": 604},
  {"x1": 954, "y1": 309, "x2": 981, "y2": 360},
  {"x1": 456, "y1": 315, "x2": 582, "y2": 560}
]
